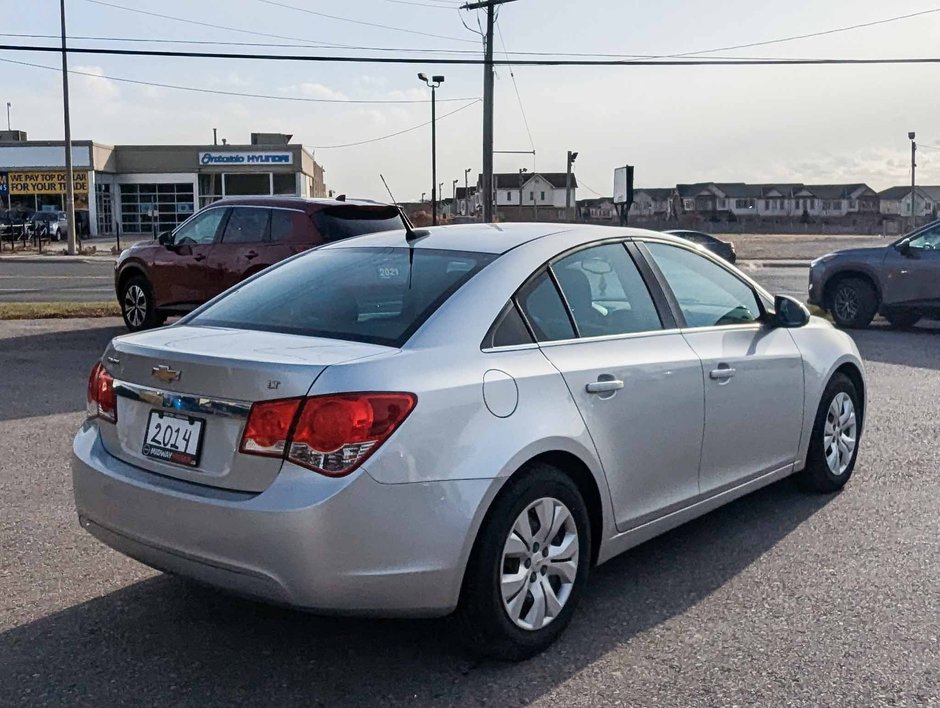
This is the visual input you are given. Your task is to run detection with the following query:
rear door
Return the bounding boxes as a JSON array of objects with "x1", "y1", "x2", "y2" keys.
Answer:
[
  {"x1": 640, "y1": 240, "x2": 804, "y2": 496},
  {"x1": 208, "y1": 206, "x2": 271, "y2": 293},
  {"x1": 519, "y1": 242, "x2": 705, "y2": 531},
  {"x1": 151, "y1": 206, "x2": 227, "y2": 307}
]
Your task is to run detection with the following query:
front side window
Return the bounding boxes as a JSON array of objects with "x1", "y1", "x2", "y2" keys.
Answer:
[
  {"x1": 907, "y1": 224, "x2": 940, "y2": 250},
  {"x1": 174, "y1": 207, "x2": 226, "y2": 245},
  {"x1": 645, "y1": 242, "x2": 762, "y2": 328},
  {"x1": 221, "y1": 207, "x2": 269, "y2": 244},
  {"x1": 188, "y1": 247, "x2": 493, "y2": 346},
  {"x1": 552, "y1": 244, "x2": 662, "y2": 337}
]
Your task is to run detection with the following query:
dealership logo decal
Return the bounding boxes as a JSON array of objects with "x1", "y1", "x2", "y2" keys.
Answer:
[{"x1": 199, "y1": 152, "x2": 292, "y2": 166}]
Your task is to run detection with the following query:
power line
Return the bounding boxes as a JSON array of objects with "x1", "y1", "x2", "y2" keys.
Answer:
[
  {"x1": 0, "y1": 55, "x2": 479, "y2": 104},
  {"x1": 577, "y1": 180, "x2": 606, "y2": 198},
  {"x1": 308, "y1": 99, "x2": 481, "y2": 148},
  {"x1": 496, "y1": 23, "x2": 535, "y2": 154},
  {"x1": 8, "y1": 43, "x2": 940, "y2": 66},
  {"x1": 384, "y1": 0, "x2": 460, "y2": 8},
  {"x1": 664, "y1": 7, "x2": 940, "y2": 58},
  {"x1": 254, "y1": 0, "x2": 478, "y2": 44}
]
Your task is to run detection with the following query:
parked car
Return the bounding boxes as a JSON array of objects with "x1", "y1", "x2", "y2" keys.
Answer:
[
  {"x1": 75, "y1": 224, "x2": 866, "y2": 660},
  {"x1": 29, "y1": 210, "x2": 68, "y2": 241},
  {"x1": 0, "y1": 209, "x2": 29, "y2": 243},
  {"x1": 114, "y1": 197, "x2": 407, "y2": 332},
  {"x1": 808, "y1": 219, "x2": 940, "y2": 328},
  {"x1": 664, "y1": 229, "x2": 736, "y2": 263}
]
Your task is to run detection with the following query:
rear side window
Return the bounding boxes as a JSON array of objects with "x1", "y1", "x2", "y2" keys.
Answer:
[
  {"x1": 312, "y1": 205, "x2": 405, "y2": 243},
  {"x1": 188, "y1": 247, "x2": 494, "y2": 347},
  {"x1": 517, "y1": 272, "x2": 576, "y2": 342},
  {"x1": 270, "y1": 209, "x2": 296, "y2": 242},
  {"x1": 222, "y1": 207, "x2": 269, "y2": 244},
  {"x1": 483, "y1": 302, "x2": 533, "y2": 348}
]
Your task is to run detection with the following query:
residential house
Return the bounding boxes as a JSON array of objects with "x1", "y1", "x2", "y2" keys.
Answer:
[
  {"x1": 879, "y1": 185, "x2": 940, "y2": 218},
  {"x1": 578, "y1": 197, "x2": 617, "y2": 222},
  {"x1": 479, "y1": 171, "x2": 578, "y2": 220},
  {"x1": 632, "y1": 188, "x2": 673, "y2": 217},
  {"x1": 675, "y1": 182, "x2": 879, "y2": 220}
]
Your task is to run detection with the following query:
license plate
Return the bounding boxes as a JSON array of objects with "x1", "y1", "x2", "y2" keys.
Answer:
[{"x1": 142, "y1": 410, "x2": 205, "y2": 468}]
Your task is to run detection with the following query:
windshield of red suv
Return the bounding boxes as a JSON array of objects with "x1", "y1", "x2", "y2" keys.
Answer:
[{"x1": 312, "y1": 205, "x2": 406, "y2": 242}]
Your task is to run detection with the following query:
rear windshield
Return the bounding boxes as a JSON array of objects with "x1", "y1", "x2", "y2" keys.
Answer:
[
  {"x1": 188, "y1": 247, "x2": 495, "y2": 347},
  {"x1": 312, "y1": 205, "x2": 406, "y2": 242}
]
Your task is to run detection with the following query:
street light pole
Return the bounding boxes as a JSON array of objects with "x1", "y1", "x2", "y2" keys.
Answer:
[
  {"x1": 60, "y1": 0, "x2": 77, "y2": 255},
  {"x1": 565, "y1": 150, "x2": 578, "y2": 222},
  {"x1": 452, "y1": 178, "x2": 458, "y2": 217},
  {"x1": 909, "y1": 131, "x2": 917, "y2": 231},
  {"x1": 5, "y1": 102, "x2": 10, "y2": 131},
  {"x1": 464, "y1": 167, "x2": 471, "y2": 217},
  {"x1": 418, "y1": 73, "x2": 444, "y2": 226}
]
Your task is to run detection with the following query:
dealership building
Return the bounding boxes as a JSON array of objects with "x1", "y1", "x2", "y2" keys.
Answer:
[{"x1": 0, "y1": 130, "x2": 327, "y2": 236}]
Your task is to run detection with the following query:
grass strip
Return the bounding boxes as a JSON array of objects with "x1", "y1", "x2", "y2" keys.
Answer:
[{"x1": 0, "y1": 302, "x2": 121, "y2": 320}]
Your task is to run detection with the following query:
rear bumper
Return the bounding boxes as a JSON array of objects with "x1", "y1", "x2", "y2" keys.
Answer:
[{"x1": 72, "y1": 423, "x2": 496, "y2": 616}]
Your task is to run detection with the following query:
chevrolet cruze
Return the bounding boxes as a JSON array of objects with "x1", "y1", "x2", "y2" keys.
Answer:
[{"x1": 74, "y1": 224, "x2": 866, "y2": 660}]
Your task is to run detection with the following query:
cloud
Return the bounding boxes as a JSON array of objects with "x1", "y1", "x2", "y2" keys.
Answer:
[
  {"x1": 71, "y1": 65, "x2": 119, "y2": 101},
  {"x1": 278, "y1": 83, "x2": 349, "y2": 101}
]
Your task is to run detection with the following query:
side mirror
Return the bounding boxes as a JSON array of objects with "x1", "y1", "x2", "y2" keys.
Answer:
[
  {"x1": 896, "y1": 240, "x2": 912, "y2": 256},
  {"x1": 772, "y1": 294, "x2": 810, "y2": 328},
  {"x1": 157, "y1": 230, "x2": 174, "y2": 246}
]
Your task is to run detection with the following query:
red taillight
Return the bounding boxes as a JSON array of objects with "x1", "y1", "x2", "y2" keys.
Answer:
[
  {"x1": 86, "y1": 361, "x2": 117, "y2": 422},
  {"x1": 239, "y1": 393, "x2": 416, "y2": 477},
  {"x1": 239, "y1": 398, "x2": 302, "y2": 457}
]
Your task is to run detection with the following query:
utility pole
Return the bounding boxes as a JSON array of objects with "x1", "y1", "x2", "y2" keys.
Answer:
[
  {"x1": 565, "y1": 150, "x2": 578, "y2": 222},
  {"x1": 461, "y1": 0, "x2": 519, "y2": 223},
  {"x1": 452, "y1": 178, "x2": 458, "y2": 215},
  {"x1": 5, "y1": 102, "x2": 10, "y2": 131},
  {"x1": 60, "y1": 0, "x2": 77, "y2": 255},
  {"x1": 909, "y1": 131, "x2": 917, "y2": 231}
]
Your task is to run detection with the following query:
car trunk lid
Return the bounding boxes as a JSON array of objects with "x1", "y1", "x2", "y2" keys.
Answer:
[{"x1": 97, "y1": 325, "x2": 395, "y2": 492}]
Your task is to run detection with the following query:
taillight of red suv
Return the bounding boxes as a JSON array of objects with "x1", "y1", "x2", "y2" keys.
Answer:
[{"x1": 239, "y1": 392, "x2": 416, "y2": 476}]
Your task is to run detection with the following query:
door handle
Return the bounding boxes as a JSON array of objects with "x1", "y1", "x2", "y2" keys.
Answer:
[
  {"x1": 586, "y1": 379, "x2": 624, "y2": 394},
  {"x1": 244, "y1": 250, "x2": 259, "y2": 260},
  {"x1": 709, "y1": 367, "x2": 736, "y2": 381},
  {"x1": 192, "y1": 253, "x2": 206, "y2": 262}
]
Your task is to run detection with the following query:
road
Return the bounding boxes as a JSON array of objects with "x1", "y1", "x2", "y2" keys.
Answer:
[
  {"x1": 0, "y1": 260, "x2": 115, "y2": 303},
  {"x1": 1, "y1": 318, "x2": 938, "y2": 706},
  {"x1": 0, "y1": 257, "x2": 809, "y2": 305}
]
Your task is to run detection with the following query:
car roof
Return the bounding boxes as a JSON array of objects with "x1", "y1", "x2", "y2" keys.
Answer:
[
  {"x1": 209, "y1": 196, "x2": 389, "y2": 210},
  {"x1": 319, "y1": 222, "x2": 692, "y2": 255}
]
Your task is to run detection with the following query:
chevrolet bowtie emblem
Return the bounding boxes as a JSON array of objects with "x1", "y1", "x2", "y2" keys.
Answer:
[{"x1": 151, "y1": 365, "x2": 181, "y2": 384}]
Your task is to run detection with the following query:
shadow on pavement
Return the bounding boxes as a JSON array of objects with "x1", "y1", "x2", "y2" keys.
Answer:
[
  {"x1": 0, "y1": 322, "x2": 125, "y2": 421},
  {"x1": 0, "y1": 479, "x2": 830, "y2": 706},
  {"x1": 850, "y1": 322, "x2": 940, "y2": 372}
]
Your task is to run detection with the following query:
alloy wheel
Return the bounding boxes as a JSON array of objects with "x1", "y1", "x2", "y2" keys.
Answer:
[
  {"x1": 123, "y1": 284, "x2": 148, "y2": 328},
  {"x1": 833, "y1": 286, "x2": 859, "y2": 322},
  {"x1": 500, "y1": 497, "x2": 579, "y2": 631},
  {"x1": 823, "y1": 392, "x2": 857, "y2": 476}
]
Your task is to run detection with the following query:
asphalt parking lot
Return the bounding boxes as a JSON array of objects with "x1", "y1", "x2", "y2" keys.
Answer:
[{"x1": 1, "y1": 317, "x2": 938, "y2": 706}]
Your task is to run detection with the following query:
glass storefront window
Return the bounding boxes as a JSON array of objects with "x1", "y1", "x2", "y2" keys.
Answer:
[
  {"x1": 96, "y1": 183, "x2": 114, "y2": 235},
  {"x1": 273, "y1": 173, "x2": 296, "y2": 195},
  {"x1": 119, "y1": 182, "x2": 195, "y2": 234},
  {"x1": 223, "y1": 173, "x2": 270, "y2": 196}
]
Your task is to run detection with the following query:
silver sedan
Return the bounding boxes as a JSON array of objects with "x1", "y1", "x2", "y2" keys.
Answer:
[{"x1": 73, "y1": 224, "x2": 866, "y2": 660}]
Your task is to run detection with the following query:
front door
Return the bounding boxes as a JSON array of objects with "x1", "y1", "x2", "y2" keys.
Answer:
[
  {"x1": 518, "y1": 243, "x2": 705, "y2": 531},
  {"x1": 151, "y1": 206, "x2": 227, "y2": 308},
  {"x1": 642, "y1": 240, "x2": 805, "y2": 496},
  {"x1": 882, "y1": 223, "x2": 940, "y2": 309}
]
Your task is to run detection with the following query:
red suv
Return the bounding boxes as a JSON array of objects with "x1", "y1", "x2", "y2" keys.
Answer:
[{"x1": 115, "y1": 197, "x2": 406, "y2": 331}]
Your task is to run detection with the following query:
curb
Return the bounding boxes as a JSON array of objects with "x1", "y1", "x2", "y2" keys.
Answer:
[
  {"x1": 739, "y1": 259, "x2": 811, "y2": 269},
  {"x1": 0, "y1": 255, "x2": 115, "y2": 264}
]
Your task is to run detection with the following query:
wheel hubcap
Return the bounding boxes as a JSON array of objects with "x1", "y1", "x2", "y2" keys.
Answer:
[
  {"x1": 823, "y1": 392, "x2": 857, "y2": 476},
  {"x1": 123, "y1": 285, "x2": 148, "y2": 327},
  {"x1": 833, "y1": 286, "x2": 859, "y2": 321},
  {"x1": 500, "y1": 497, "x2": 579, "y2": 631}
]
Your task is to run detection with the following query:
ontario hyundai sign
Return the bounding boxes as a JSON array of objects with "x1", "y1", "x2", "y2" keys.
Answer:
[{"x1": 198, "y1": 151, "x2": 293, "y2": 166}]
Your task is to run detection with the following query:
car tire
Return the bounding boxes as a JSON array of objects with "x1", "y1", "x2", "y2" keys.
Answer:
[
  {"x1": 829, "y1": 277, "x2": 878, "y2": 329},
  {"x1": 884, "y1": 310, "x2": 921, "y2": 329},
  {"x1": 453, "y1": 463, "x2": 591, "y2": 661},
  {"x1": 796, "y1": 373, "x2": 861, "y2": 494},
  {"x1": 120, "y1": 275, "x2": 162, "y2": 332},
  {"x1": 53, "y1": 228, "x2": 61, "y2": 242}
]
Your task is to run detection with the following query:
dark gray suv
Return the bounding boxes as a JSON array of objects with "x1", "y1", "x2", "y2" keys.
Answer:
[{"x1": 808, "y1": 220, "x2": 940, "y2": 328}]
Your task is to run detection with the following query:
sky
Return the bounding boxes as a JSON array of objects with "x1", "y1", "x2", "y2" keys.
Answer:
[{"x1": 5, "y1": 0, "x2": 940, "y2": 201}]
